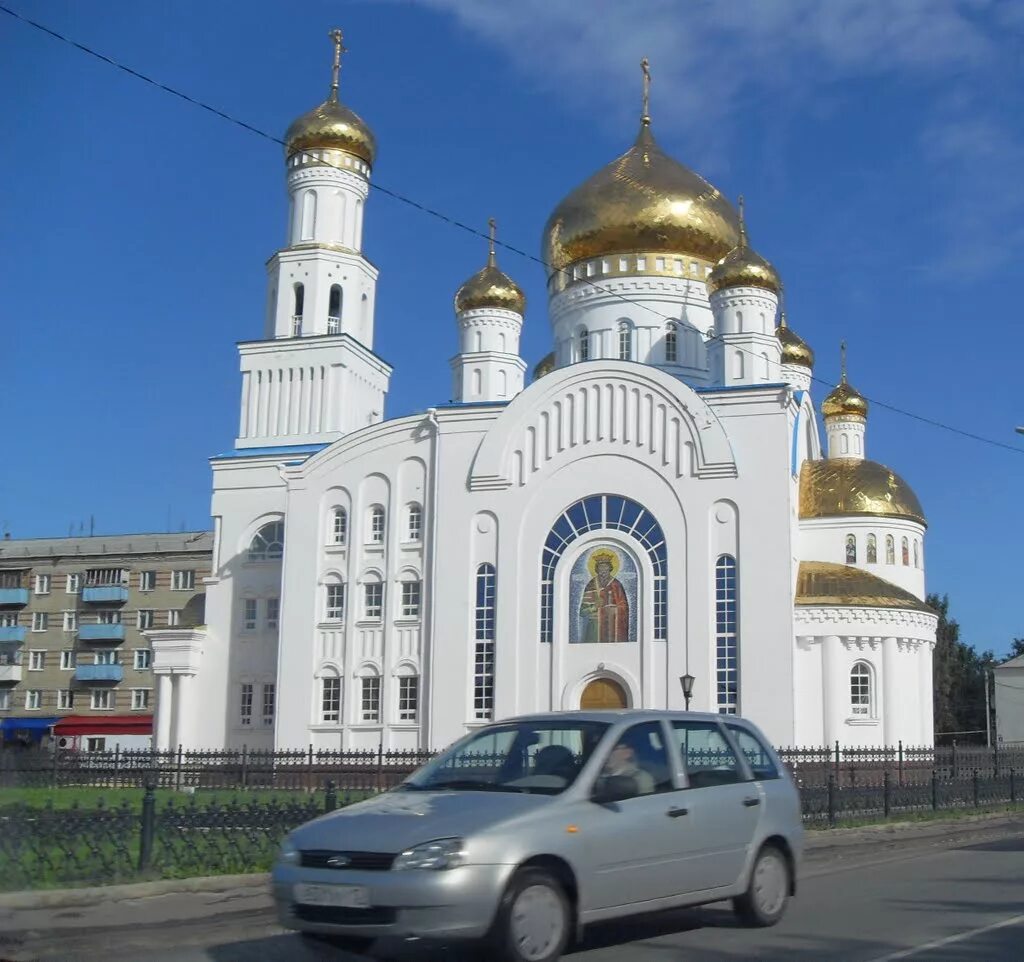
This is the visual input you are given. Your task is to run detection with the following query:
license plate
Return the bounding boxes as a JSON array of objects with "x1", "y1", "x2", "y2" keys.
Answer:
[{"x1": 294, "y1": 883, "x2": 371, "y2": 908}]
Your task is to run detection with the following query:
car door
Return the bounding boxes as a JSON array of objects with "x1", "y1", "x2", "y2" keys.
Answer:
[
  {"x1": 572, "y1": 721, "x2": 692, "y2": 910},
  {"x1": 726, "y1": 722, "x2": 799, "y2": 832},
  {"x1": 669, "y1": 719, "x2": 763, "y2": 889}
]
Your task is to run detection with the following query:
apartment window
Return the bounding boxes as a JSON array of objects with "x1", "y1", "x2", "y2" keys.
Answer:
[
  {"x1": 134, "y1": 649, "x2": 152, "y2": 670},
  {"x1": 131, "y1": 689, "x2": 151, "y2": 710},
  {"x1": 715, "y1": 555, "x2": 739, "y2": 715},
  {"x1": 361, "y1": 676, "x2": 381, "y2": 722},
  {"x1": 398, "y1": 676, "x2": 418, "y2": 722},
  {"x1": 32, "y1": 612, "x2": 48, "y2": 632},
  {"x1": 0, "y1": 613, "x2": 16, "y2": 627},
  {"x1": 58, "y1": 689, "x2": 75, "y2": 710},
  {"x1": 321, "y1": 676, "x2": 341, "y2": 723},
  {"x1": 369, "y1": 506, "x2": 386, "y2": 545},
  {"x1": 331, "y1": 508, "x2": 348, "y2": 546},
  {"x1": 325, "y1": 583, "x2": 345, "y2": 621},
  {"x1": 60, "y1": 649, "x2": 76, "y2": 670},
  {"x1": 407, "y1": 504, "x2": 423, "y2": 542},
  {"x1": 243, "y1": 599, "x2": 258, "y2": 631},
  {"x1": 139, "y1": 570, "x2": 157, "y2": 591},
  {"x1": 262, "y1": 683, "x2": 275, "y2": 726},
  {"x1": 62, "y1": 611, "x2": 78, "y2": 632},
  {"x1": 851, "y1": 662, "x2": 873, "y2": 716},
  {"x1": 137, "y1": 610, "x2": 154, "y2": 630},
  {"x1": 98, "y1": 610, "x2": 122, "y2": 625},
  {"x1": 364, "y1": 582, "x2": 383, "y2": 620},
  {"x1": 86, "y1": 568, "x2": 126, "y2": 587},
  {"x1": 473, "y1": 563, "x2": 496, "y2": 720},
  {"x1": 94, "y1": 650, "x2": 119, "y2": 665},
  {"x1": 172, "y1": 570, "x2": 195, "y2": 591},
  {"x1": 400, "y1": 580, "x2": 421, "y2": 618},
  {"x1": 86, "y1": 737, "x2": 107, "y2": 752},
  {"x1": 66, "y1": 573, "x2": 81, "y2": 594},
  {"x1": 26, "y1": 690, "x2": 42, "y2": 710},
  {"x1": 34, "y1": 574, "x2": 51, "y2": 595},
  {"x1": 240, "y1": 683, "x2": 253, "y2": 726},
  {"x1": 29, "y1": 650, "x2": 45, "y2": 671},
  {"x1": 167, "y1": 609, "x2": 181, "y2": 627},
  {"x1": 248, "y1": 521, "x2": 284, "y2": 561},
  {"x1": 266, "y1": 597, "x2": 280, "y2": 631},
  {"x1": 0, "y1": 572, "x2": 22, "y2": 589},
  {"x1": 91, "y1": 689, "x2": 112, "y2": 710},
  {"x1": 0, "y1": 690, "x2": 9, "y2": 710}
]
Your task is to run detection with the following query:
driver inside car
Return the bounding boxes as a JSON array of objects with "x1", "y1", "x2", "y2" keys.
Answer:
[{"x1": 601, "y1": 738, "x2": 655, "y2": 795}]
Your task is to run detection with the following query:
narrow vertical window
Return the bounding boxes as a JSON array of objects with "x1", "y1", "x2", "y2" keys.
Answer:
[
  {"x1": 292, "y1": 284, "x2": 304, "y2": 336},
  {"x1": 321, "y1": 676, "x2": 341, "y2": 723},
  {"x1": 885, "y1": 534, "x2": 895, "y2": 565},
  {"x1": 325, "y1": 583, "x2": 345, "y2": 621},
  {"x1": 300, "y1": 189, "x2": 316, "y2": 240},
  {"x1": 472, "y1": 368, "x2": 482, "y2": 395},
  {"x1": 361, "y1": 676, "x2": 381, "y2": 722},
  {"x1": 901, "y1": 537, "x2": 910, "y2": 566},
  {"x1": 243, "y1": 599, "x2": 257, "y2": 631},
  {"x1": 578, "y1": 329, "x2": 590, "y2": 362},
  {"x1": 398, "y1": 676, "x2": 419, "y2": 722},
  {"x1": 364, "y1": 582, "x2": 383, "y2": 620},
  {"x1": 665, "y1": 323, "x2": 678, "y2": 363},
  {"x1": 331, "y1": 507, "x2": 348, "y2": 545},
  {"x1": 262, "y1": 683, "x2": 275, "y2": 726},
  {"x1": 328, "y1": 285, "x2": 342, "y2": 334},
  {"x1": 473, "y1": 563, "x2": 496, "y2": 720},
  {"x1": 240, "y1": 683, "x2": 253, "y2": 726},
  {"x1": 915, "y1": 540, "x2": 922, "y2": 568},
  {"x1": 266, "y1": 597, "x2": 280, "y2": 631},
  {"x1": 407, "y1": 504, "x2": 422, "y2": 542},
  {"x1": 618, "y1": 322, "x2": 632, "y2": 361},
  {"x1": 850, "y1": 662, "x2": 873, "y2": 716},
  {"x1": 866, "y1": 534, "x2": 877, "y2": 564},
  {"x1": 369, "y1": 506, "x2": 386, "y2": 544},
  {"x1": 499, "y1": 369, "x2": 508, "y2": 398},
  {"x1": 401, "y1": 580, "x2": 421, "y2": 618},
  {"x1": 715, "y1": 555, "x2": 739, "y2": 714},
  {"x1": 845, "y1": 534, "x2": 857, "y2": 564}
]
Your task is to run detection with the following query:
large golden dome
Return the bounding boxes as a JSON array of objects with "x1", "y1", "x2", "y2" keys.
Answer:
[
  {"x1": 800, "y1": 459, "x2": 926, "y2": 527},
  {"x1": 541, "y1": 120, "x2": 740, "y2": 276},
  {"x1": 454, "y1": 220, "x2": 525, "y2": 315},
  {"x1": 776, "y1": 314, "x2": 814, "y2": 369},
  {"x1": 284, "y1": 28, "x2": 376, "y2": 166},
  {"x1": 795, "y1": 562, "x2": 932, "y2": 612},
  {"x1": 706, "y1": 201, "x2": 781, "y2": 295}
]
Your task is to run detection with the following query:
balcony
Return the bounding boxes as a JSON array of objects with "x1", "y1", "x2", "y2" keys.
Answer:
[
  {"x1": 0, "y1": 626, "x2": 26, "y2": 644},
  {"x1": 82, "y1": 585, "x2": 129, "y2": 604},
  {"x1": 78, "y1": 623, "x2": 125, "y2": 643},
  {"x1": 0, "y1": 588, "x2": 29, "y2": 606},
  {"x1": 0, "y1": 662, "x2": 22, "y2": 683},
  {"x1": 74, "y1": 664, "x2": 123, "y2": 683}
]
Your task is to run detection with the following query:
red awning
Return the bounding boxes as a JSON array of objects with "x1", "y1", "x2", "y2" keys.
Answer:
[{"x1": 54, "y1": 715, "x2": 153, "y2": 736}]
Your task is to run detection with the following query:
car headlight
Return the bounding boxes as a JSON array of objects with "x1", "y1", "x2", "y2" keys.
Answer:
[
  {"x1": 392, "y1": 837, "x2": 466, "y2": 871},
  {"x1": 278, "y1": 837, "x2": 300, "y2": 865}
]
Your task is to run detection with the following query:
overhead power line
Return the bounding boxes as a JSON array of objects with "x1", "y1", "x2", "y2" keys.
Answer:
[{"x1": 3, "y1": 3, "x2": 1023, "y2": 456}]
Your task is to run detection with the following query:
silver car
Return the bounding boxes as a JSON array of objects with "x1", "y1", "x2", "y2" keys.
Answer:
[{"x1": 272, "y1": 710, "x2": 803, "y2": 961}]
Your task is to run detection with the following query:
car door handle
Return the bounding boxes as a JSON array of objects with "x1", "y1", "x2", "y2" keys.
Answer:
[
  {"x1": 742, "y1": 797, "x2": 761, "y2": 807},
  {"x1": 666, "y1": 806, "x2": 689, "y2": 818}
]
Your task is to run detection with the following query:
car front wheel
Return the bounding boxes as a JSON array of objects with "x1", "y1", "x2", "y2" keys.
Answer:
[
  {"x1": 489, "y1": 867, "x2": 571, "y2": 962},
  {"x1": 733, "y1": 844, "x2": 790, "y2": 927}
]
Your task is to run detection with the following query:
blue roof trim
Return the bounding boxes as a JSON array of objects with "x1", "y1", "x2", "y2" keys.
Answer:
[
  {"x1": 211, "y1": 443, "x2": 329, "y2": 461},
  {"x1": 696, "y1": 382, "x2": 790, "y2": 394}
]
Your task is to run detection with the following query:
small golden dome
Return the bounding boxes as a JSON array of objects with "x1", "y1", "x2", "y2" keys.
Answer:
[
  {"x1": 799, "y1": 459, "x2": 926, "y2": 527},
  {"x1": 706, "y1": 198, "x2": 780, "y2": 295},
  {"x1": 532, "y1": 352, "x2": 555, "y2": 381},
  {"x1": 284, "y1": 29, "x2": 376, "y2": 166},
  {"x1": 795, "y1": 562, "x2": 932, "y2": 613},
  {"x1": 454, "y1": 219, "x2": 526, "y2": 315},
  {"x1": 776, "y1": 314, "x2": 814, "y2": 369}
]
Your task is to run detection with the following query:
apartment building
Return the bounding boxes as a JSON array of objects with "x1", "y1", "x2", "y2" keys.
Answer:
[{"x1": 0, "y1": 531, "x2": 212, "y2": 750}]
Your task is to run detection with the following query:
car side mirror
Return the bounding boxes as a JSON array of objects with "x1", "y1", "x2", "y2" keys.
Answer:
[{"x1": 591, "y1": 774, "x2": 637, "y2": 804}]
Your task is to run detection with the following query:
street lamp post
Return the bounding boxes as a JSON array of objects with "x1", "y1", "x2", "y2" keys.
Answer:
[{"x1": 680, "y1": 674, "x2": 695, "y2": 711}]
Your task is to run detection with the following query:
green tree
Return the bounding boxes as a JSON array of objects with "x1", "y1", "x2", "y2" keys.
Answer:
[{"x1": 1008, "y1": 638, "x2": 1024, "y2": 660}]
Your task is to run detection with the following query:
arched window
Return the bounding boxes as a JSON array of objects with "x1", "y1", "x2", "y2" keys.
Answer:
[
  {"x1": 359, "y1": 667, "x2": 381, "y2": 722},
  {"x1": 499, "y1": 332, "x2": 507, "y2": 353},
  {"x1": 248, "y1": 520, "x2": 284, "y2": 561},
  {"x1": 474, "y1": 329, "x2": 482, "y2": 352},
  {"x1": 472, "y1": 368, "x2": 482, "y2": 395},
  {"x1": 406, "y1": 503, "x2": 422, "y2": 542},
  {"x1": 324, "y1": 579, "x2": 346, "y2": 622},
  {"x1": 360, "y1": 293, "x2": 369, "y2": 338},
  {"x1": 850, "y1": 662, "x2": 874, "y2": 716},
  {"x1": 540, "y1": 495, "x2": 667, "y2": 643},
  {"x1": 498, "y1": 369, "x2": 508, "y2": 398},
  {"x1": 474, "y1": 563, "x2": 496, "y2": 720},
  {"x1": 901, "y1": 537, "x2": 910, "y2": 566},
  {"x1": 715, "y1": 555, "x2": 739, "y2": 714},
  {"x1": 845, "y1": 534, "x2": 856, "y2": 564},
  {"x1": 665, "y1": 323, "x2": 678, "y2": 363},
  {"x1": 292, "y1": 284, "x2": 304, "y2": 336},
  {"x1": 866, "y1": 534, "x2": 877, "y2": 564},
  {"x1": 396, "y1": 665, "x2": 419, "y2": 722},
  {"x1": 362, "y1": 572, "x2": 383, "y2": 620},
  {"x1": 840, "y1": 434, "x2": 850, "y2": 455},
  {"x1": 330, "y1": 507, "x2": 347, "y2": 546},
  {"x1": 885, "y1": 534, "x2": 895, "y2": 565},
  {"x1": 618, "y1": 321, "x2": 633, "y2": 361},
  {"x1": 578, "y1": 328, "x2": 590, "y2": 362},
  {"x1": 760, "y1": 352, "x2": 770, "y2": 379},
  {"x1": 913, "y1": 540, "x2": 919, "y2": 567},
  {"x1": 916, "y1": 539, "x2": 923, "y2": 568},
  {"x1": 368, "y1": 506, "x2": 386, "y2": 545},
  {"x1": 733, "y1": 351, "x2": 744, "y2": 379},
  {"x1": 328, "y1": 285, "x2": 342, "y2": 334},
  {"x1": 320, "y1": 669, "x2": 341, "y2": 723},
  {"x1": 300, "y1": 189, "x2": 316, "y2": 240}
]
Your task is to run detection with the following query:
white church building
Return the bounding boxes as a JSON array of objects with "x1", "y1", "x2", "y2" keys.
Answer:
[{"x1": 148, "y1": 34, "x2": 937, "y2": 753}]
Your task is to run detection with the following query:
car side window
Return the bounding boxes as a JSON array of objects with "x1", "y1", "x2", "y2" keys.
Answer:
[
  {"x1": 727, "y1": 725, "x2": 780, "y2": 780},
  {"x1": 598, "y1": 722, "x2": 674, "y2": 798},
  {"x1": 671, "y1": 721, "x2": 743, "y2": 789}
]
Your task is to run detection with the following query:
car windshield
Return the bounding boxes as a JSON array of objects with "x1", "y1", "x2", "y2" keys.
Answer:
[{"x1": 400, "y1": 719, "x2": 610, "y2": 795}]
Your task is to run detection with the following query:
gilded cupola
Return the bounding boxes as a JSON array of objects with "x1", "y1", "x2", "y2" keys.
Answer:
[
  {"x1": 776, "y1": 313, "x2": 814, "y2": 369},
  {"x1": 541, "y1": 60, "x2": 740, "y2": 280},
  {"x1": 822, "y1": 343, "x2": 868, "y2": 421},
  {"x1": 706, "y1": 197, "x2": 781, "y2": 296},
  {"x1": 799, "y1": 460, "x2": 926, "y2": 527},
  {"x1": 454, "y1": 219, "x2": 526, "y2": 315},
  {"x1": 284, "y1": 28, "x2": 376, "y2": 166},
  {"x1": 532, "y1": 351, "x2": 555, "y2": 381}
]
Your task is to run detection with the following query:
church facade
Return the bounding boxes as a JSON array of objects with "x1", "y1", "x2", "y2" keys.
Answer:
[{"x1": 147, "y1": 34, "x2": 937, "y2": 753}]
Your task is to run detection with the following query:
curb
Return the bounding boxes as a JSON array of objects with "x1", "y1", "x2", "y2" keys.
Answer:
[{"x1": 804, "y1": 810, "x2": 1024, "y2": 850}]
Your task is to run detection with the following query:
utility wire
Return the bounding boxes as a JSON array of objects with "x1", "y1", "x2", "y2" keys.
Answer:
[{"x1": 3, "y1": 3, "x2": 1023, "y2": 456}]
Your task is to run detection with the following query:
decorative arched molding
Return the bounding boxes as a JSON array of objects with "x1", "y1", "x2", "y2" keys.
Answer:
[
  {"x1": 314, "y1": 660, "x2": 342, "y2": 678},
  {"x1": 561, "y1": 665, "x2": 640, "y2": 711},
  {"x1": 237, "y1": 512, "x2": 285, "y2": 557},
  {"x1": 355, "y1": 659, "x2": 382, "y2": 677},
  {"x1": 469, "y1": 362, "x2": 736, "y2": 491},
  {"x1": 392, "y1": 659, "x2": 419, "y2": 678}
]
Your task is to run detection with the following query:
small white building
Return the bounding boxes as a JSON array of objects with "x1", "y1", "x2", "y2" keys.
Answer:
[
  {"x1": 994, "y1": 654, "x2": 1024, "y2": 745},
  {"x1": 147, "y1": 34, "x2": 937, "y2": 752}
]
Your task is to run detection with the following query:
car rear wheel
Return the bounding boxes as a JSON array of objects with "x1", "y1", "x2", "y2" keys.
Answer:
[
  {"x1": 489, "y1": 867, "x2": 571, "y2": 962},
  {"x1": 733, "y1": 844, "x2": 790, "y2": 927}
]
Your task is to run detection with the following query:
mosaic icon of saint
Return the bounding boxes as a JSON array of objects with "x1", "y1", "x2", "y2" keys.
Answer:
[{"x1": 579, "y1": 548, "x2": 629, "y2": 643}]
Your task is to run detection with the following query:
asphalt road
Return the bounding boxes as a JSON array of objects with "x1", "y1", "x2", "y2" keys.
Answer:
[{"x1": 3, "y1": 826, "x2": 1023, "y2": 962}]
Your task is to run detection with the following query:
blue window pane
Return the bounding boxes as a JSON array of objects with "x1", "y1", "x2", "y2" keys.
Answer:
[
  {"x1": 566, "y1": 501, "x2": 587, "y2": 532},
  {"x1": 605, "y1": 496, "x2": 627, "y2": 527}
]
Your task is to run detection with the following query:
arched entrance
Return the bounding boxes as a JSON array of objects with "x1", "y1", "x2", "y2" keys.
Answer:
[{"x1": 580, "y1": 677, "x2": 628, "y2": 710}]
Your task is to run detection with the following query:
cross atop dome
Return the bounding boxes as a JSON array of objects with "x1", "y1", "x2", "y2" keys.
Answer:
[{"x1": 328, "y1": 27, "x2": 346, "y2": 102}]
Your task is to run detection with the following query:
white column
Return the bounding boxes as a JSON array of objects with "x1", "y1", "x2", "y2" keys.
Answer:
[
  {"x1": 882, "y1": 636, "x2": 899, "y2": 747},
  {"x1": 918, "y1": 642, "x2": 935, "y2": 747},
  {"x1": 822, "y1": 635, "x2": 846, "y2": 747},
  {"x1": 173, "y1": 674, "x2": 194, "y2": 749},
  {"x1": 156, "y1": 674, "x2": 173, "y2": 750}
]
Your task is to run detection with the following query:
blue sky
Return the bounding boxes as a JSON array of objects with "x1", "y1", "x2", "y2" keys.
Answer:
[{"x1": 2, "y1": 0, "x2": 1022, "y2": 654}]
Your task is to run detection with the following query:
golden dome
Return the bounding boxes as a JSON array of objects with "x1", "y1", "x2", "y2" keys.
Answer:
[
  {"x1": 776, "y1": 314, "x2": 814, "y2": 369},
  {"x1": 284, "y1": 29, "x2": 376, "y2": 166},
  {"x1": 706, "y1": 198, "x2": 781, "y2": 295},
  {"x1": 532, "y1": 352, "x2": 555, "y2": 381},
  {"x1": 795, "y1": 562, "x2": 932, "y2": 613},
  {"x1": 822, "y1": 378, "x2": 868, "y2": 421},
  {"x1": 541, "y1": 121, "x2": 740, "y2": 276},
  {"x1": 454, "y1": 219, "x2": 526, "y2": 315},
  {"x1": 800, "y1": 458, "x2": 926, "y2": 527}
]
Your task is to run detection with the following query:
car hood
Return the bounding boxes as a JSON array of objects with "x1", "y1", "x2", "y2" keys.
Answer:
[{"x1": 290, "y1": 789, "x2": 553, "y2": 853}]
